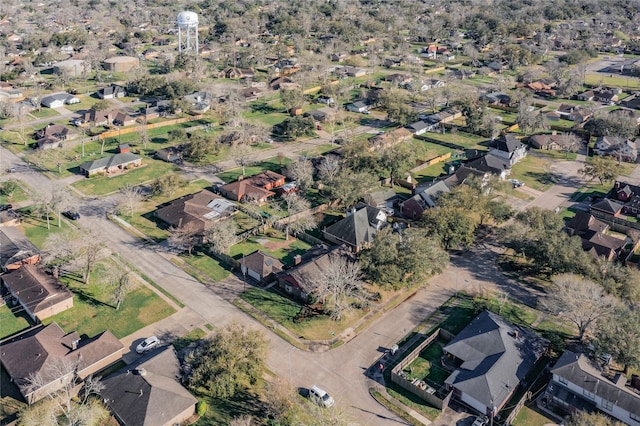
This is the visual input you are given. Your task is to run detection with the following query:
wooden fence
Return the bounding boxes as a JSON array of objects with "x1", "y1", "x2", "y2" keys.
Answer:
[
  {"x1": 410, "y1": 152, "x2": 452, "y2": 173},
  {"x1": 97, "y1": 114, "x2": 204, "y2": 140}
]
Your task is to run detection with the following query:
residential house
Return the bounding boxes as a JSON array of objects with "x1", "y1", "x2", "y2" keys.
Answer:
[
  {"x1": 383, "y1": 73, "x2": 412, "y2": 86},
  {"x1": 480, "y1": 91, "x2": 511, "y2": 106},
  {"x1": 277, "y1": 245, "x2": 335, "y2": 302},
  {"x1": 443, "y1": 311, "x2": 547, "y2": 417},
  {"x1": 464, "y1": 154, "x2": 512, "y2": 180},
  {"x1": 218, "y1": 171, "x2": 285, "y2": 204},
  {"x1": 0, "y1": 323, "x2": 124, "y2": 404},
  {"x1": 333, "y1": 66, "x2": 367, "y2": 78},
  {"x1": 577, "y1": 90, "x2": 596, "y2": 101},
  {"x1": 485, "y1": 61, "x2": 508, "y2": 73},
  {"x1": 183, "y1": 91, "x2": 212, "y2": 114},
  {"x1": 240, "y1": 87, "x2": 263, "y2": 101},
  {"x1": 0, "y1": 227, "x2": 40, "y2": 272},
  {"x1": 0, "y1": 86, "x2": 25, "y2": 102},
  {"x1": 0, "y1": 209, "x2": 21, "y2": 227},
  {"x1": 590, "y1": 198, "x2": 625, "y2": 221},
  {"x1": 269, "y1": 76, "x2": 296, "y2": 91},
  {"x1": 593, "y1": 89, "x2": 619, "y2": 104},
  {"x1": 529, "y1": 133, "x2": 581, "y2": 151},
  {"x1": 101, "y1": 346, "x2": 197, "y2": 426},
  {"x1": 156, "y1": 145, "x2": 184, "y2": 163},
  {"x1": 593, "y1": 136, "x2": 639, "y2": 162},
  {"x1": 418, "y1": 79, "x2": 446, "y2": 92},
  {"x1": 368, "y1": 128, "x2": 413, "y2": 150},
  {"x1": 79, "y1": 152, "x2": 142, "y2": 177},
  {"x1": 524, "y1": 79, "x2": 557, "y2": 97},
  {"x1": 219, "y1": 67, "x2": 255, "y2": 79},
  {"x1": 610, "y1": 180, "x2": 640, "y2": 217},
  {"x1": 622, "y1": 96, "x2": 640, "y2": 111},
  {"x1": 323, "y1": 203, "x2": 387, "y2": 252},
  {"x1": 556, "y1": 104, "x2": 592, "y2": 123},
  {"x1": 489, "y1": 134, "x2": 527, "y2": 166},
  {"x1": 80, "y1": 109, "x2": 115, "y2": 127},
  {"x1": 346, "y1": 101, "x2": 370, "y2": 114},
  {"x1": 448, "y1": 69, "x2": 476, "y2": 80},
  {"x1": 155, "y1": 189, "x2": 236, "y2": 234},
  {"x1": 113, "y1": 111, "x2": 137, "y2": 127},
  {"x1": 363, "y1": 188, "x2": 398, "y2": 214},
  {"x1": 400, "y1": 180, "x2": 452, "y2": 220},
  {"x1": 239, "y1": 250, "x2": 283, "y2": 283},
  {"x1": 35, "y1": 123, "x2": 71, "y2": 150},
  {"x1": 304, "y1": 107, "x2": 336, "y2": 123},
  {"x1": 565, "y1": 211, "x2": 627, "y2": 261},
  {"x1": 1, "y1": 265, "x2": 73, "y2": 321},
  {"x1": 407, "y1": 121, "x2": 430, "y2": 135},
  {"x1": 383, "y1": 57, "x2": 404, "y2": 68},
  {"x1": 97, "y1": 84, "x2": 126, "y2": 99},
  {"x1": 40, "y1": 92, "x2": 80, "y2": 108},
  {"x1": 544, "y1": 351, "x2": 640, "y2": 425}
]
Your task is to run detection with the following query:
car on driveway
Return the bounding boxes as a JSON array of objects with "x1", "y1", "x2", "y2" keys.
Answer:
[
  {"x1": 62, "y1": 210, "x2": 80, "y2": 220},
  {"x1": 471, "y1": 415, "x2": 488, "y2": 426},
  {"x1": 136, "y1": 336, "x2": 160, "y2": 354},
  {"x1": 309, "y1": 385, "x2": 335, "y2": 408}
]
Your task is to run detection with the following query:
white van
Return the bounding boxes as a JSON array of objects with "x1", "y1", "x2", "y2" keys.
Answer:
[{"x1": 309, "y1": 385, "x2": 335, "y2": 408}]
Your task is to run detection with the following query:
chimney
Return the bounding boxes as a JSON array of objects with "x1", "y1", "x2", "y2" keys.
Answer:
[
  {"x1": 613, "y1": 373, "x2": 627, "y2": 387},
  {"x1": 293, "y1": 255, "x2": 302, "y2": 265},
  {"x1": 513, "y1": 330, "x2": 519, "y2": 339},
  {"x1": 139, "y1": 389, "x2": 143, "y2": 397},
  {"x1": 551, "y1": 130, "x2": 557, "y2": 136},
  {"x1": 71, "y1": 339, "x2": 79, "y2": 350}
]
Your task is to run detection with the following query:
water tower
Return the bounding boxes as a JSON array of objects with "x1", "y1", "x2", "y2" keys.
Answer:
[{"x1": 177, "y1": 11, "x2": 199, "y2": 55}]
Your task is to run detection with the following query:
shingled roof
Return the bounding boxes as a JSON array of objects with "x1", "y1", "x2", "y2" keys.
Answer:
[
  {"x1": 0, "y1": 226, "x2": 40, "y2": 271},
  {"x1": 444, "y1": 311, "x2": 547, "y2": 412},
  {"x1": 323, "y1": 204, "x2": 387, "y2": 250},
  {"x1": 101, "y1": 346, "x2": 196, "y2": 426}
]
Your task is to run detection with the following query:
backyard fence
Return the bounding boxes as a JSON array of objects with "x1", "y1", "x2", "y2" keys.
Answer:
[
  {"x1": 390, "y1": 328, "x2": 454, "y2": 409},
  {"x1": 97, "y1": 114, "x2": 204, "y2": 140}
]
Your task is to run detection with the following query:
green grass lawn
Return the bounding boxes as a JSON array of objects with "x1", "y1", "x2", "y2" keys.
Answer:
[
  {"x1": 0, "y1": 179, "x2": 30, "y2": 204},
  {"x1": 403, "y1": 338, "x2": 450, "y2": 386},
  {"x1": 240, "y1": 286, "x2": 364, "y2": 340},
  {"x1": 411, "y1": 139, "x2": 453, "y2": 160},
  {"x1": 509, "y1": 154, "x2": 555, "y2": 191},
  {"x1": 0, "y1": 305, "x2": 33, "y2": 339},
  {"x1": 421, "y1": 130, "x2": 489, "y2": 151},
  {"x1": 229, "y1": 235, "x2": 312, "y2": 266},
  {"x1": 18, "y1": 210, "x2": 74, "y2": 249},
  {"x1": 43, "y1": 266, "x2": 175, "y2": 339},
  {"x1": 512, "y1": 405, "x2": 557, "y2": 426},
  {"x1": 30, "y1": 108, "x2": 61, "y2": 119},
  {"x1": 216, "y1": 157, "x2": 291, "y2": 183},
  {"x1": 585, "y1": 73, "x2": 640, "y2": 90},
  {"x1": 172, "y1": 328, "x2": 207, "y2": 352},
  {"x1": 182, "y1": 250, "x2": 230, "y2": 282},
  {"x1": 72, "y1": 159, "x2": 180, "y2": 195}
]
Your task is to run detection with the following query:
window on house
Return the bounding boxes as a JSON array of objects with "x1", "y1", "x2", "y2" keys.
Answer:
[
  {"x1": 558, "y1": 377, "x2": 568, "y2": 385},
  {"x1": 582, "y1": 389, "x2": 595, "y2": 400},
  {"x1": 630, "y1": 412, "x2": 640, "y2": 423},
  {"x1": 602, "y1": 399, "x2": 613, "y2": 411}
]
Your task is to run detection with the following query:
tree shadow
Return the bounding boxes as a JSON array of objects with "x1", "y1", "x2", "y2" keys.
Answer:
[
  {"x1": 74, "y1": 288, "x2": 115, "y2": 309},
  {"x1": 250, "y1": 102, "x2": 278, "y2": 114}
]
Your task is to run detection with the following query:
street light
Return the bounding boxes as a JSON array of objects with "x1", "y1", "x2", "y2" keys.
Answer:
[
  {"x1": 241, "y1": 254, "x2": 247, "y2": 291},
  {"x1": 288, "y1": 346, "x2": 297, "y2": 383}
]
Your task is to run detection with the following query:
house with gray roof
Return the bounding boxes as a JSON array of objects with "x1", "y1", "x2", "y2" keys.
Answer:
[
  {"x1": 79, "y1": 152, "x2": 142, "y2": 177},
  {"x1": 400, "y1": 180, "x2": 452, "y2": 220},
  {"x1": 101, "y1": 346, "x2": 196, "y2": 426},
  {"x1": 40, "y1": 92, "x2": 80, "y2": 108},
  {"x1": 323, "y1": 203, "x2": 387, "y2": 252},
  {"x1": 544, "y1": 351, "x2": 640, "y2": 425},
  {"x1": 239, "y1": 250, "x2": 283, "y2": 283},
  {"x1": 489, "y1": 134, "x2": 527, "y2": 166},
  {"x1": 464, "y1": 154, "x2": 511, "y2": 180},
  {"x1": 0, "y1": 323, "x2": 124, "y2": 404},
  {"x1": 0, "y1": 227, "x2": 40, "y2": 272},
  {"x1": 97, "y1": 84, "x2": 126, "y2": 99},
  {"x1": 443, "y1": 311, "x2": 547, "y2": 416}
]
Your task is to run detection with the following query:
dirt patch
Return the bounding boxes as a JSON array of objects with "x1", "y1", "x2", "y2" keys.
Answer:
[{"x1": 261, "y1": 238, "x2": 295, "y2": 250}]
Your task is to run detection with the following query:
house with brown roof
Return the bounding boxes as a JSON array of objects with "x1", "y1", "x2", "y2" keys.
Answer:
[
  {"x1": 35, "y1": 123, "x2": 71, "y2": 150},
  {"x1": 277, "y1": 245, "x2": 334, "y2": 302},
  {"x1": 79, "y1": 152, "x2": 142, "y2": 177},
  {"x1": 0, "y1": 227, "x2": 40, "y2": 272},
  {"x1": 101, "y1": 346, "x2": 196, "y2": 426},
  {"x1": 155, "y1": 189, "x2": 236, "y2": 234},
  {"x1": 0, "y1": 323, "x2": 124, "y2": 404},
  {"x1": 368, "y1": 128, "x2": 413, "y2": 151},
  {"x1": 529, "y1": 133, "x2": 581, "y2": 151},
  {"x1": 1, "y1": 265, "x2": 73, "y2": 321},
  {"x1": 239, "y1": 250, "x2": 283, "y2": 283},
  {"x1": 218, "y1": 171, "x2": 285, "y2": 205},
  {"x1": 80, "y1": 109, "x2": 115, "y2": 127},
  {"x1": 113, "y1": 111, "x2": 137, "y2": 127}
]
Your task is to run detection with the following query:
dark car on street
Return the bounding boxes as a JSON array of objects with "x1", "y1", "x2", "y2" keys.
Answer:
[
  {"x1": 0, "y1": 204, "x2": 12, "y2": 211},
  {"x1": 62, "y1": 210, "x2": 80, "y2": 220}
]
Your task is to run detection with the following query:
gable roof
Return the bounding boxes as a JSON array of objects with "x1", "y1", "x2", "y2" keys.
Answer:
[
  {"x1": 590, "y1": 198, "x2": 624, "y2": 215},
  {"x1": 279, "y1": 247, "x2": 337, "y2": 294},
  {"x1": 80, "y1": 152, "x2": 141, "y2": 172},
  {"x1": 101, "y1": 346, "x2": 196, "y2": 426},
  {"x1": 239, "y1": 250, "x2": 283, "y2": 279},
  {"x1": 324, "y1": 204, "x2": 387, "y2": 249},
  {"x1": 219, "y1": 180, "x2": 275, "y2": 202},
  {"x1": 465, "y1": 154, "x2": 511, "y2": 175},
  {"x1": 155, "y1": 189, "x2": 235, "y2": 232},
  {"x1": 444, "y1": 311, "x2": 547, "y2": 411},
  {"x1": 565, "y1": 211, "x2": 609, "y2": 235},
  {"x1": 1, "y1": 323, "x2": 123, "y2": 398},
  {"x1": 1, "y1": 265, "x2": 73, "y2": 319},
  {"x1": 551, "y1": 351, "x2": 640, "y2": 417},
  {"x1": 0, "y1": 227, "x2": 40, "y2": 271},
  {"x1": 495, "y1": 134, "x2": 523, "y2": 153}
]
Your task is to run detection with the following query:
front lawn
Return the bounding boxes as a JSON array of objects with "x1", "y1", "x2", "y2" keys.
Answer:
[
  {"x1": 512, "y1": 405, "x2": 557, "y2": 426},
  {"x1": 0, "y1": 180, "x2": 30, "y2": 204},
  {"x1": 420, "y1": 130, "x2": 489, "y2": 151},
  {"x1": 509, "y1": 154, "x2": 555, "y2": 191},
  {"x1": 182, "y1": 250, "x2": 230, "y2": 282},
  {"x1": 30, "y1": 108, "x2": 61, "y2": 119},
  {"x1": 43, "y1": 262, "x2": 175, "y2": 338},
  {"x1": 72, "y1": 159, "x2": 180, "y2": 196},
  {"x1": 240, "y1": 287, "x2": 364, "y2": 340},
  {"x1": 229, "y1": 235, "x2": 312, "y2": 266},
  {"x1": 216, "y1": 157, "x2": 291, "y2": 183},
  {"x1": 19, "y1": 208, "x2": 74, "y2": 249},
  {"x1": 585, "y1": 73, "x2": 640, "y2": 90}
]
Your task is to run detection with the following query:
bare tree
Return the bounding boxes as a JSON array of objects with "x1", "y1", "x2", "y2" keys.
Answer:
[
  {"x1": 262, "y1": 379, "x2": 295, "y2": 422},
  {"x1": 286, "y1": 157, "x2": 314, "y2": 192},
  {"x1": 74, "y1": 229, "x2": 107, "y2": 285},
  {"x1": 116, "y1": 184, "x2": 145, "y2": 217},
  {"x1": 281, "y1": 193, "x2": 316, "y2": 240},
  {"x1": 318, "y1": 156, "x2": 341, "y2": 184},
  {"x1": 311, "y1": 254, "x2": 367, "y2": 320},
  {"x1": 33, "y1": 193, "x2": 52, "y2": 230},
  {"x1": 104, "y1": 261, "x2": 133, "y2": 310},
  {"x1": 228, "y1": 415, "x2": 253, "y2": 426},
  {"x1": 167, "y1": 225, "x2": 199, "y2": 256},
  {"x1": 26, "y1": 357, "x2": 78, "y2": 416},
  {"x1": 540, "y1": 274, "x2": 617, "y2": 342},
  {"x1": 231, "y1": 142, "x2": 254, "y2": 176},
  {"x1": 205, "y1": 220, "x2": 240, "y2": 255},
  {"x1": 43, "y1": 230, "x2": 75, "y2": 275}
]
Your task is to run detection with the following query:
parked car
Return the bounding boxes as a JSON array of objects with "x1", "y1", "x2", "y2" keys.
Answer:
[
  {"x1": 472, "y1": 416, "x2": 488, "y2": 426},
  {"x1": 309, "y1": 385, "x2": 335, "y2": 408},
  {"x1": 62, "y1": 210, "x2": 80, "y2": 220},
  {"x1": 136, "y1": 336, "x2": 160, "y2": 354},
  {"x1": 509, "y1": 179, "x2": 525, "y2": 188},
  {"x1": 0, "y1": 204, "x2": 13, "y2": 211}
]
